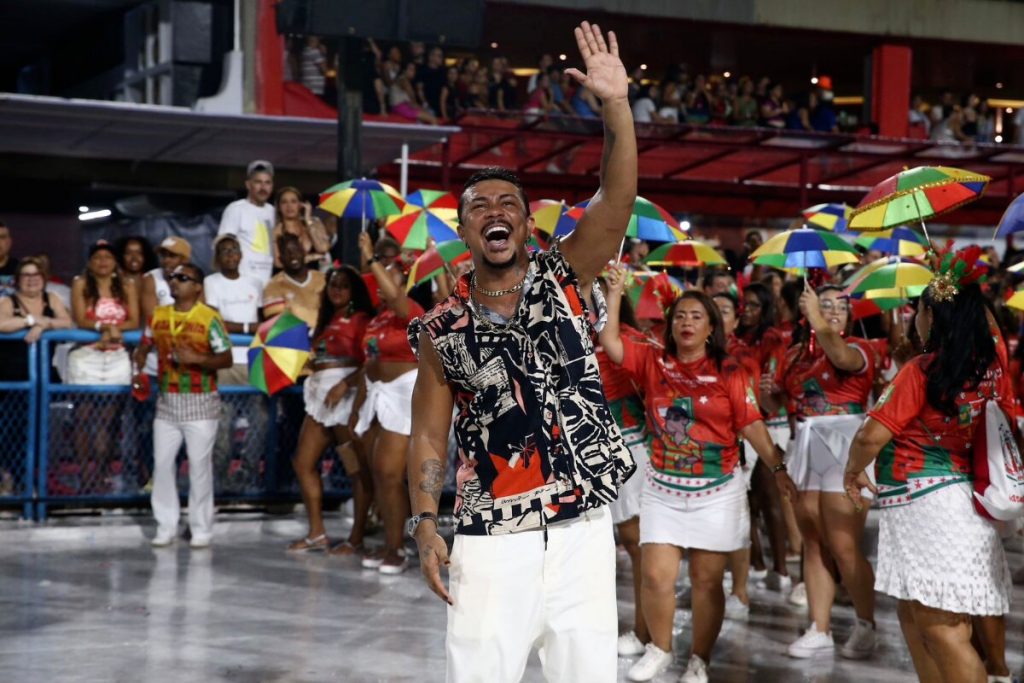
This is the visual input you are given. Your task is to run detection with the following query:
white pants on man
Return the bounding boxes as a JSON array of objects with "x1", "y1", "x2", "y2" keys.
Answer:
[
  {"x1": 151, "y1": 418, "x2": 217, "y2": 543},
  {"x1": 446, "y1": 506, "x2": 617, "y2": 683}
]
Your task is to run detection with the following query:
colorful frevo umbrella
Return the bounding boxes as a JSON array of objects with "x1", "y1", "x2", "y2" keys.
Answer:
[
  {"x1": 406, "y1": 240, "x2": 471, "y2": 292},
  {"x1": 853, "y1": 226, "x2": 929, "y2": 257},
  {"x1": 995, "y1": 192, "x2": 1024, "y2": 238},
  {"x1": 1006, "y1": 288, "x2": 1024, "y2": 312},
  {"x1": 405, "y1": 189, "x2": 458, "y2": 220},
  {"x1": 550, "y1": 196, "x2": 686, "y2": 243},
  {"x1": 384, "y1": 209, "x2": 459, "y2": 250},
  {"x1": 849, "y1": 166, "x2": 990, "y2": 240},
  {"x1": 530, "y1": 199, "x2": 575, "y2": 237},
  {"x1": 626, "y1": 271, "x2": 684, "y2": 320},
  {"x1": 318, "y1": 178, "x2": 406, "y2": 227},
  {"x1": 802, "y1": 203, "x2": 852, "y2": 233},
  {"x1": 750, "y1": 227, "x2": 859, "y2": 273},
  {"x1": 847, "y1": 260, "x2": 933, "y2": 301},
  {"x1": 644, "y1": 240, "x2": 726, "y2": 268},
  {"x1": 248, "y1": 312, "x2": 311, "y2": 395}
]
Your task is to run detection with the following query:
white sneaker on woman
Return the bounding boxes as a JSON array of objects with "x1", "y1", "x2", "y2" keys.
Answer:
[
  {"x1": 617, "y1": 630, "x2": 645, "y2": 657},
  {"x1": 787, "y1": 625, "x2": 834, "y2": 658},
  {"x1": 627, "y1": 643, "x2": 673, "y2": 681},
  {"x1": 724, "y1": 594, "x2": 749, "y2": 620},
  {"x1": 679, "y1": 654, "x2": 708, "y2": 683},
  {"x1": 839, "y1": 618, "x2": 876, "y2": 659},
  {"x1": 788, "y1": 582, "x2": 808, "y2": 606},
  {"x1": 765, "y1": 571, "x2": 792, "y2": 592}
]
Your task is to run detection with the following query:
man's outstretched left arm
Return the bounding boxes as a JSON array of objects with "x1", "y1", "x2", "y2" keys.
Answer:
[{"x1": 560, "y1": 21, "x2": 637, "y2": 286}]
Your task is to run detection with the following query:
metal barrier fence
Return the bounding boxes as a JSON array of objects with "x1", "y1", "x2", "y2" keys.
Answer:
[
  {"x1": 0, "y1": 332, "x2": 38, "y2": 520},
  {"x1": 0, "y1": 330, "x2": 352, "y2": 520}
]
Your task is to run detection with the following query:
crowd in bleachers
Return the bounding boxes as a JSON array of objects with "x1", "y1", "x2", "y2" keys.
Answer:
[{"x1": 283, "y1": 37, "x2": 1024, "y2": 146}]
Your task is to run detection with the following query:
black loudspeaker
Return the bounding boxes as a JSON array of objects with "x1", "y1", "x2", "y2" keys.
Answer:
[
  {"x1": 399, "y1": 0, "x2": 485, "y2": 47},
  {"x1": 275, "y1": 0, "x2": 484, "y2": 48}
]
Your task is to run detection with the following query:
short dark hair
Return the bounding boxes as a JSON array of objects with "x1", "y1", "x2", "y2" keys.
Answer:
[
  {"x1": 181, "y1": 263, "x2": 205, "y2": 283},
  {"x1": 457, "y1": 167, "x2": 529, "y2": 223},
  {"x1": 702, "y1": 269, "x2": 734, "y2": 290}
]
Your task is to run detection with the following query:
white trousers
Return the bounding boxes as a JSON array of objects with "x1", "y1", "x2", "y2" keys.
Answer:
[
  {"x1": 446, "y1": 506, "x2": 617, "y2": 683},
  {"x1": 151, "y1": 418, "x2": 217, "y2": 542}
]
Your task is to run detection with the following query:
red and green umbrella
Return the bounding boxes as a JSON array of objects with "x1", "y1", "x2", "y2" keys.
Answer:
[
  {"x1": 406, "y1": 240, "x2": 471, "y2": 292},
  {"x1": 802, "y1": 203, "x2": 852, "y2": 233},
  {"x1": 384, "y1": 209, "x2": 459, "y2": 250},
  {"x1": 247, "y1": 312, "x2": 311, "y2": 395},
  {"x1": 644, "y1": 240, "x2": 726, "y2": 268},
  {"x1": 550, "y1": 196, "x2": 686, "y2": 242},
  {"x1": 318, "y1": 178, "x2": 406, "y2": 226},
  {"x1": 853, "y1": 226, "x2": 929, "y2": 257},
  {"x1": 750, "y1": 227, "x2": 859, "y2": 272},
  {"x1": 405, "y1": 189, "x2": 458, "y2": 220},
  {"x1": 849, "y1": 166, "x2": 990, "y2": 239},
  {"x1": 626, "y1": 271, "x2": 684, "y2": 320}
]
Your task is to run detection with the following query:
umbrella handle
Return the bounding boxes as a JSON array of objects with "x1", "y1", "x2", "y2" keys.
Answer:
[
  {"x1": 617, "y1": 236, "x2": 625, "y2": 264},
  {"x1": 911, "y1": 192, "x2": 931, "y2": 244}
]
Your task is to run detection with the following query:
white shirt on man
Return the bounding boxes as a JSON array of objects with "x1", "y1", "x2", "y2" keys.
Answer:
[
  {"x1": 218, "y1": 199, "x2": 276, "y2": 287},
  {"x1": 204, "y1": 271, "x2": 262, "y2": 366}
]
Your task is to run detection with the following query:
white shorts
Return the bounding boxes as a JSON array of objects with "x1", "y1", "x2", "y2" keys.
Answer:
[
  {"x1": 609, "y1": 440, "x2": 648, "y2": 525},
  {"x1": 446, "y1": 507, "x2": 617, "y2": 683},
  {"x1": 303, "y1": 367, "x2": 357, "y2": 427},
  {"x1": 787, "y1": 414, "x2": 876, "y2": 499},
  {"x1": 66, "y1": 346, "x2": 132, "y2": 385},
  {"x1": 354, "y1": 370, "x2": 417, "y2": 437},
  {"x1": 639, "y1": 468, "x2": 750, "y2": 552},
  {"x1": 876, "y1": 483, "x2": 1011, "y2": 616}
]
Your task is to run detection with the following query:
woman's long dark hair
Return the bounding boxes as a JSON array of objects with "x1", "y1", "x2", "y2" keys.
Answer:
[
  {"x1": 84, "y1": 260, "x2": 126, "y2": 306},
  {"x1": 314, "y1": 265, "x2": 375, "y2": 338},
  {"x1": 921, "y1": 283, "x2": 996, "y2": 416},
  {"x1": 663, "y1": 291, "x2": 728, "y2": 370},
  {"x1": 736, "y1": 282, "x2": 775, "y2": 343}
]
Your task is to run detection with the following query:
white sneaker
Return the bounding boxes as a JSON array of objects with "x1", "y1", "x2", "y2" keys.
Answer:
[
  {"x1": 787, "y1": 624, "x2": 834, "y2": 658},
  {"x1": 749, "y1": 567, "x2": 768, "y2": 581},
  {"x1": 627, "y1": 643, "x2": 673, "y2": 681},
  {"x1": 679, "y1": 654, "x2": 708, "y2": 683},
  {"x1": 987, "y1": 675, "x2": 1013, "y2": 683},
  {"x1": 765, "y1": 571, "x2": 792, "y2": 592},
  {"x1": 151, "y1": 530, "x2": 176, "y2": 547},
  {"x1": 788, "y1": 582, "x2": 808, "y2": 607},
  {"x1": 617, "y1": 630, "x2": 646, "y2": 657},
  {"x1": 724, "y1": 594, "x2": 749, "y2": 620},
  {"x1": 189, "y1": 536, "x2": 212, "y2": 549},
  {"x1": 839, "y1": 618, "x2": 875, "y2": 659},
  {"x1": 378, "y1": 556, "x2": 408, "y2": 575}
]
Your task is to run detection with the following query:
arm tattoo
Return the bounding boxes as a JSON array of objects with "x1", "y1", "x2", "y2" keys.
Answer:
[{"x1": 419, "y1": 459, "x2": 445, "y2": 503}]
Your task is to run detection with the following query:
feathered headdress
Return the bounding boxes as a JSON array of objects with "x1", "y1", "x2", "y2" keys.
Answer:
[{"x1": 927, "y1": 242, "x2": 986, "y2": 303}]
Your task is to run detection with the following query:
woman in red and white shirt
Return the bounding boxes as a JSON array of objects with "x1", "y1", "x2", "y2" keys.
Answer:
[
  {"x1": 601, "y1": 267, "x2": 796, "y2": 683},
  {"x1": 288, "y1": 265, "x2": 375, "y2": 553},
  {"x1": 352, "y1": 231, "x2": 425, "y2": 575},
  {"x1": 760, "y1": 283, "x2": 878, "y2": 661}
]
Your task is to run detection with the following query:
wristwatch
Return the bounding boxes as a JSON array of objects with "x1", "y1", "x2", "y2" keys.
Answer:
[
  {"x1": 24, "y1": 314, "x2": 35, "y2": 328},
  {"x1": 407, "y1": 511, "x2": 438, "y2": 538},
  {"x1": 771, "y1": 461, "x2": 788, "y2": 474}
]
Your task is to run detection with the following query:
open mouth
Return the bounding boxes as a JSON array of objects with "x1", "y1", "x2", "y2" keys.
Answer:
[{"x1": 483, "y1": 223, "x2": 511, "y2": 251}]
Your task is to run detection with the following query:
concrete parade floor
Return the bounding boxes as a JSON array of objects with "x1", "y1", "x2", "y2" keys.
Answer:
[{"x1": 0, "y1": 508, "x2": 1021, "y2": 682}]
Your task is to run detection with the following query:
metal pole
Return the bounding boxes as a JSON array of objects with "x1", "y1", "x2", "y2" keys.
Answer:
[{"x1": 400, "y1": 142, "x2": 409, "y2": 196}]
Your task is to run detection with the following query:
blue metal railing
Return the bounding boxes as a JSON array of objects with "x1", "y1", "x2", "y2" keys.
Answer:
[
  {"x1": 0, "y1": 331, "x2": 38, "y2": 520},
  {"x1": 28, "y1": 330, "x2": 350, "y2": 520}
]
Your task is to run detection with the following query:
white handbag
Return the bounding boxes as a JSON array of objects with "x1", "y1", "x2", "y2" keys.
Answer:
[{"x1": 972, "y1": 401, "x2": 1024, "y2": 521}]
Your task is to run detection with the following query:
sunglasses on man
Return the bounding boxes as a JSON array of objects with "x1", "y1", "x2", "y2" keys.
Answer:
[{"x1": 170, "y1": 273, "x2": 200, "y2": 284}]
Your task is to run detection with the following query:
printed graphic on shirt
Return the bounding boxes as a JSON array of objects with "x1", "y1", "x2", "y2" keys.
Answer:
[{"x1": 252, "y1": 219, "x2": 269, "y2": 255}]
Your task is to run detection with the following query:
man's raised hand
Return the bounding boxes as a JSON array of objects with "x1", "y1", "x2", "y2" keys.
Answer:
[{"x1": 564, "y1": 21, "x2": 628, "y2": 103}]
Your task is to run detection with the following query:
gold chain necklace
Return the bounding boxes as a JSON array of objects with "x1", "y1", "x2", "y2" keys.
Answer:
[{"x1": 471, "y1": 271, "x2": 526, "y2": 297}]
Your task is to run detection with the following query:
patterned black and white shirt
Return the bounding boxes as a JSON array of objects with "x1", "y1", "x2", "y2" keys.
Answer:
[{"x1": 409, "y1": 242, "x2": 635, "y2": 536}]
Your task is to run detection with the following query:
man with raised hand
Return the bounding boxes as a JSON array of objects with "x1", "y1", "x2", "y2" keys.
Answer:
[{"x1": 406, "y1": 21, "x2": 637, "y2": 682}]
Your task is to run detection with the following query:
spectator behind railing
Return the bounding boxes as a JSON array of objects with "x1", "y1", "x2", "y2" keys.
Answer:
[
  {"x1": 272, "y1": 186, "x2": 333, "y2": 272},
  {"x1": 114, "y1": 235, "x2": 158, "y2": 296},
  {"x1": 262, "y1": 233, "x2": 325, "y2": 331},
  {"x1": 0, "y1": 220, "x2": 17, "y2": 299},
  {"x1": 204, "y1": 234, "x2": 263, "y2": 385},
  {"x1": 0, "y1": 257, "x2": 72, "y2": 381}
]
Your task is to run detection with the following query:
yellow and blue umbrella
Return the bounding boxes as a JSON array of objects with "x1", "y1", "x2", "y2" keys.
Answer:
[
  {"x1": 802, "y1": 203, "x2": 852, "y2": 233},
  {"x1": 385, "y1": 209, "x2": 459, "y2": 250},
  {"x1": 248, "y1": 312, "x2": 310, "y2": 395},
  {"x1": 750, "y1": 227, "x2": 859, "y2": 273},
  {"x1": 405, "y1": 189, "x2": 458, "y2": 220},
  {"x1": 853, "y1": 226, "x2": 929, "y2": 257},
  {"x1": 318, "y1": 178, "x2": 406, "y2": 225}
]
